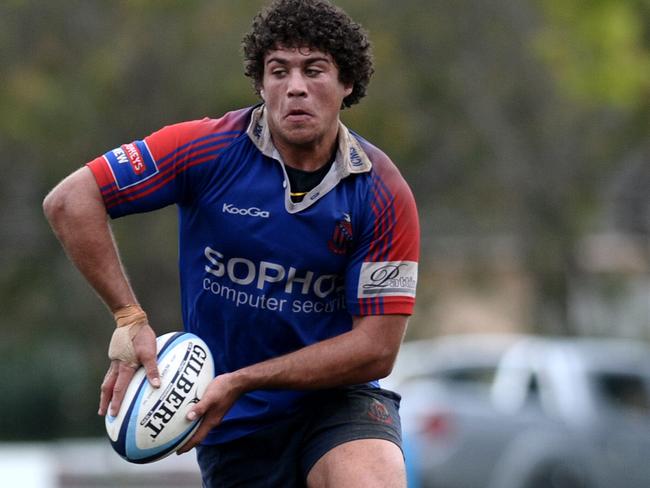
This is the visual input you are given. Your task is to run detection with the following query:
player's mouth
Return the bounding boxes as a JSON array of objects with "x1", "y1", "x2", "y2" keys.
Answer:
[{"x1": 285, "y1": 109, "x2": 313, "y2": 122}]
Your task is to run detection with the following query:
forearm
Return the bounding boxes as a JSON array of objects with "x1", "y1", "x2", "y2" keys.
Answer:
[
  {"x1": 228, "y1": 315, "x2": 408, "y2": 394},
  {"x1": 43, "y1": 167, "x2": 136, "y2": 312}
]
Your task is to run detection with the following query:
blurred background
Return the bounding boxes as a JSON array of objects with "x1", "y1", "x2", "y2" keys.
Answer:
[{"x1": 1, "y1": 0, "x2": 648, "y2": 486}]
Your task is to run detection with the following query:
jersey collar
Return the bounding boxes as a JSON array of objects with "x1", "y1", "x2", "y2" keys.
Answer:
[{"x1": 246, "y1": 104, "x2": 372, "y2": 213}]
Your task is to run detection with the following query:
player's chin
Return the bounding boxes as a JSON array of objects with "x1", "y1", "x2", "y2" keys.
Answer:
[{"x1": 281, "y1": 126, "x2": 321, "y2": 146}]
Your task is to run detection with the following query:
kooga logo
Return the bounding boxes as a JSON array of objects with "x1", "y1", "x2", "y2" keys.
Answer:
[{"x1": 222, "y1": 203, "x2": 270, "y2": 218}]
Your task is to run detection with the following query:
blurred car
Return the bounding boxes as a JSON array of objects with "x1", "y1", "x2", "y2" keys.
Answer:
[{"x1": 384, "y1": 334, "x2": 650, "y2": 488}]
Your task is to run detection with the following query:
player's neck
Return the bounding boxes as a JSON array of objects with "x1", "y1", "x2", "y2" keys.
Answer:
[{"x1": 274, "y1": 130, "x2": 339, "y2": 172}]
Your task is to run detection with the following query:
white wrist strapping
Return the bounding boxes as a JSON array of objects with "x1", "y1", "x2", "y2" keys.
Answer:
[{"x1": 108, "y1": 304, "x2": 148, "y2": 367}]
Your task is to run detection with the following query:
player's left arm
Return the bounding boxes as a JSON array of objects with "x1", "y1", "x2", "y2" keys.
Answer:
[{"x1": 177, "y1": 313, "x2": 408, "y2": 454}]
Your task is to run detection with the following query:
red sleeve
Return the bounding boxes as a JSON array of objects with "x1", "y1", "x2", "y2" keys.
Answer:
[
  {"x1": 346, "y1": 144, "x2": 420, "y2": 316},
  {"x1": 86, "y1": 109, "x2": 250, "y2": 218}
]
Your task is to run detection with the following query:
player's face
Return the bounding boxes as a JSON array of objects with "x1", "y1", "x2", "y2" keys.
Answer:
[{"x1": 261, "y1": 46, "x2": 353, "y2": 153}]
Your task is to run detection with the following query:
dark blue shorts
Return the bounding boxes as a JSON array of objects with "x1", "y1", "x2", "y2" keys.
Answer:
[{"x1": 196, "y1": 385, "x2": 402, "y2": 488}]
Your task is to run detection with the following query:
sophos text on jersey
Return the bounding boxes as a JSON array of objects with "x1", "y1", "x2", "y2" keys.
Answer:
[
  {"x1": 202, "y1": 246, "x2": 347, "y2": 314},
  {"x1": 203, "y1": 246, "x2": 344, "y2": 298}
]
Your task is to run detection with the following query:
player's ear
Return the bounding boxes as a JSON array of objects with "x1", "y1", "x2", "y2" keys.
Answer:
[{"x1": 259, "y1": 87, "x2": 265, "y2": 101}]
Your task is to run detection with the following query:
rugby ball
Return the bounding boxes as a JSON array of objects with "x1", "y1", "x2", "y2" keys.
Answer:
[{"x1": 105, "y1": 331, "x2": 214, "y2": 463}]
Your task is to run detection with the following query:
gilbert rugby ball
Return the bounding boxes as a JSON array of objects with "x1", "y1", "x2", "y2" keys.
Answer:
[{"x1": 105, "y1": 331, "x2": 214, "y2": 463}]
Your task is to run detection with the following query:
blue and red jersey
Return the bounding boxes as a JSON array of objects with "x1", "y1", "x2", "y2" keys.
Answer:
[{"x1": 87, "y1": 105, "x2": 420, "y2": 443}]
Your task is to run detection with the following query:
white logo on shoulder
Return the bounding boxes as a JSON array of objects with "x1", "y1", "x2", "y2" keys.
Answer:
[
  {"x1": 112, "y1": 147, "x2": 129, "y2": 164},
  {"x1": 357, "y1": 261, "x2": 417, "y2": 298},
  {"x1": 222, "y1": 203, "x2": 270, "y2": 219}
]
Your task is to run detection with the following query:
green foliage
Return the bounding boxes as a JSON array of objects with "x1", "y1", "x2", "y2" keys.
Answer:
[{"x1": 537, "y1": 0, "x2": 650, "y2": 107}]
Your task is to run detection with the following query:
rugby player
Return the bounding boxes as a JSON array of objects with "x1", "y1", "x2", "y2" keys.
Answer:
[{"x1": 43, "y1": 1, "x2": 419, "y2": 486}]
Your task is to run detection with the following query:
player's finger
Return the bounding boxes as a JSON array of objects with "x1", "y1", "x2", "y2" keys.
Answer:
[
  {"x1": 133, "y1": 324, "x2": 160, "y2": 388},
  {"x1": 140, "y1": 349, "x2": 161, "y2": 389},
  {"x1": 176, "y1": 397, "x2": 220, "y2": 454},
  {"x1": 109, "y1": 361, "x2": 137, "y2": 416},
  {"x1": 177, "y1": 416, "x2": 216, "y2": 454},
  {"x1": 186, "y1": 397, "x2": 209, "y2": 422},
  {"x1": 99, "y1": 362, "x2": 118, "y2": 416}
]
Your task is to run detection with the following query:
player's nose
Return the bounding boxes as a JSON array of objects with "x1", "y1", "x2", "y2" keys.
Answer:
[{"x1": 286, "y1": 70, "x2": 308, "y2": 97}]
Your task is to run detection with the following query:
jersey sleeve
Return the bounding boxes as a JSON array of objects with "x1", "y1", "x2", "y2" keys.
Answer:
[
  {"x1": 345, "y1": 156, "x2": 420, "y2": 316},
  {"x1": 86, "y1": 114, "x2": 246, "y2": 219}
]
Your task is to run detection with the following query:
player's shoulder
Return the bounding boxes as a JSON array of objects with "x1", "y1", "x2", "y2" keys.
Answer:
[
  {"x1": 149, "y1": 106, "x2": 253, "y2": 146},
  {"x1": 352, "y1": 132, "x2": 413, "y2": 196},
  {"x1": 142, "y1": 106, "x2": 255, "y2": 163}
]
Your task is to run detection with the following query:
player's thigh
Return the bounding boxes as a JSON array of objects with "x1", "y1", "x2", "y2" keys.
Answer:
[
  {"x1": 196, "y1": 414, "x2": 307, "y2": 488},
  {"x1": 306, "y1": 438, "x2": 406, "y2": 488}
]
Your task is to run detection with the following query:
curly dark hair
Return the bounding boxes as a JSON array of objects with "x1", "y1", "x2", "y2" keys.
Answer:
[{"x1": 242, "y1": 0, "x2": 374, "y2": 108}]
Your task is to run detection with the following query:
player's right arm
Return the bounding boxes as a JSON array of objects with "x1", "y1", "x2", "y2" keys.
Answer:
[
  {"x1": 45, "y1": 111, "x2": 249, "y2": 417},
  {"x1": 43, "y1": 167, "x2": 160, "y2": 416}
]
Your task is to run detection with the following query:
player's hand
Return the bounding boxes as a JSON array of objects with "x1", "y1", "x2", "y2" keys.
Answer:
[
  {"x1": 99, "y1": 323, "x2": 160, "y2": 417},
  {"x1": 176, "y1": 373, "x2": 243, "y2": 454}
]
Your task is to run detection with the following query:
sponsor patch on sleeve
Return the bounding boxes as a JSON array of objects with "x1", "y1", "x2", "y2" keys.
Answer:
[
  {"x1": 357, "y1": 261, "x2": 418, "y2": 298},
  {"x1": 103, "y1": 140, "x2": 159, "y2": 190}
]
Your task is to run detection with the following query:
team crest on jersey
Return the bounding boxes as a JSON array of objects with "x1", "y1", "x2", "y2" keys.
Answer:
[{"x1": 328, "y1": 213, "x2": 354, "y2": 255}]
